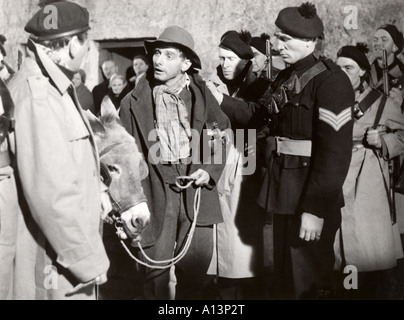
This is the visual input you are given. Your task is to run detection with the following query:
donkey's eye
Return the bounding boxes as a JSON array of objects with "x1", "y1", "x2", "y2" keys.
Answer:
[{"x1": 107, "y1": 165, "x2": 118, "y2": 173}]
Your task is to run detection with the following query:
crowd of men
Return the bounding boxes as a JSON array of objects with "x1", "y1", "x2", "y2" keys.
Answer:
[{"x1": 0, "y1": 0, "x2": 403, "y2": 300}]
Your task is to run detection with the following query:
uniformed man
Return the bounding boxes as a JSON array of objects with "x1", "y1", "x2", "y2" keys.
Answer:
[
  {"x1": 259, "y1": 2, "x2": 354, "y2": 299},
  {"x1": 0, "y1": 43, "x2": 20, "y2": 300},
  {"x1": 7, "y1": 1, "x2": 112, "y2": 300},
  {"x1": 371, "y1": 24, "x2": 404, "y2": 106},
  {"x1": 208, "y1": 2, "x2": 355, "y2": 299}
]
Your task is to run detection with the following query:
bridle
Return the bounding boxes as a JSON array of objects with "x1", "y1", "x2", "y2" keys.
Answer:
[
  {"x1": 99, "y1": 141, "x2": 202, "y2": 270},
  {"x1": 99, "y1": 142, "x2": 139, "y2": 216}
]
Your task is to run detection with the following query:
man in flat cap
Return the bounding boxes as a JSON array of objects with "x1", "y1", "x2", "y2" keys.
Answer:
[
  {"x1": 7, "y1": 1, "x2": 112, "y2": 300},
  {"x1": 119, "y1": 26, "x2": 230, "y2": 300}
]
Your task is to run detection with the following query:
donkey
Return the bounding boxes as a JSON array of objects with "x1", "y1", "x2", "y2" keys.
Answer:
[{"x1": 85, "y1": 102, "x2": 150, "y2": 243}]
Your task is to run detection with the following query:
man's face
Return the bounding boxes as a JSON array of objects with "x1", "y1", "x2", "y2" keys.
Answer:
[
  {"x1": 336, "y1": 57, "x2": 365, "y2": 91},
  {"x1": 133, "y1": 58, "x2": 148, "y2": 76},
  {"x1": 274, "y1": 30, "x2": 315, "y2": 65},
  {"x1": 219, "y1": 47, "x2": 248, "y2": 80},
  {"x1": 102, "y1": 61, "x2": 118, "y2": 79},
  {"x1": 373, "y1": 29, "x2": 397, "y2": 60},
  {"x1": 72, "y1": 72, "x2": 83, "y2": 88},
  {"x1": 252, "y1": 47, "x2": 267, "y2": 73},
  {"x1": 152, "y1": 47, "x2": 191, "y2": 86}
]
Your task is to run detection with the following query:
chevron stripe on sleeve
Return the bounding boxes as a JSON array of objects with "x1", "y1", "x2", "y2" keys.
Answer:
[{"x1": 318, "y1": 107, "x2": 352, "y2": 131}]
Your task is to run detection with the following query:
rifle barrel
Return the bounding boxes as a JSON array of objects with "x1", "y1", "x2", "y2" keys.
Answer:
[{"x1": 382, "y1": 49, "x2": 390, "y2": 96}]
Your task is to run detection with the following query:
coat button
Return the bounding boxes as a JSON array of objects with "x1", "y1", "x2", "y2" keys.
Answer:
[{"x1": 303, "y1": 162, "x2": 308, "y2": 167}]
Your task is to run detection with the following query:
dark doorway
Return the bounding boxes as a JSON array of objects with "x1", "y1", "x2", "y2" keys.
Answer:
[{"x1": 95, "y1": 37, "x2": 156, "y2": 83}]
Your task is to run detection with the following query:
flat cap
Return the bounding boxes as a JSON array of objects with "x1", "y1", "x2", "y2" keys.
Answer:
[{"x1": 25, "y1": 1, "x2": 90, "y2": 42}]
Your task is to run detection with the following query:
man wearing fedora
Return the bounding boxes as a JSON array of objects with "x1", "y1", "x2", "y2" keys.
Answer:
[
  {"x1": 7, "y1": 1, "x2": 111, "y2": 299},
  {"x1": 120, "y1": 26, "x2": 230, "y2": 300}
]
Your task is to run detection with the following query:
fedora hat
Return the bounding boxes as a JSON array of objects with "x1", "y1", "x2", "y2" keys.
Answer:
[{"x1": 145, "y1": 26, "x2": 202, "y2": 70}]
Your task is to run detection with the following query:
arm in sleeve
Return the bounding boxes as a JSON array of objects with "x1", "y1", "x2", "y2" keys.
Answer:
[
  {"x1": 300, "y1": 71, "x2": 355, "y2": 218},
  {"x1": 199, "y1": 89, "x2": 232, "y2": 187},
  {"x1": 380, "y1": 99, "x2": 404, "y2": 159}
]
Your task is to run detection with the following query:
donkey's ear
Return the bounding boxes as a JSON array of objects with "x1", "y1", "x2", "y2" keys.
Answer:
[
  {"x1": 84, "y1": 110, "x2": 106, "y2": 135},
  {"x1": 101, "y1": 99, "x2": 120, "y2": 119}
]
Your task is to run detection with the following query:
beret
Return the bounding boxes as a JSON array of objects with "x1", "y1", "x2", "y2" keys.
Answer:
[
  {"x1": 219, "y1": 30, "x2": 254, "y2": 60},
  {"x1": 275, "y1": 2, "x2": 324, "y2": 39},
  {"x1": 377, "y1": 24, "x2": 404, "y2": 55},
  {"x1": 337, "y1": 43, "x2": 371, "y2": 71},
  {"x1": 250, "y1": 33, "x2": 271, "y2": 55},
  {"x1": 25, "y1": 1, "x2": 90, "y2": 42}
]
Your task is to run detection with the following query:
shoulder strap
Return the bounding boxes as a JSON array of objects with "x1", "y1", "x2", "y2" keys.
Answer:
[
  {"x1": 372, "y1": 94, "x2": 388, "y2": 129},
  {"x1": 295, "y1": 61, "x2": 327, "y2": 94},
  {"x1": 358, "y1": 89, "x2": 382, "y2": 114}
]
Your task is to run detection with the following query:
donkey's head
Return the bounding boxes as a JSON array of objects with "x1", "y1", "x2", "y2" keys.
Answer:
[{"x1": 85, "y1": 103, "x2": 150, "y2": 242}]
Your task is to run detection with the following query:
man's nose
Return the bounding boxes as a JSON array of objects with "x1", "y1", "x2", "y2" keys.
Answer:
[{"x1": 275, "y1": 40, "x2": 284, "y2": 52}]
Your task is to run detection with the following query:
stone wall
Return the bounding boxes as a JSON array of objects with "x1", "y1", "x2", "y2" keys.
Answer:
[{"x1": 1, "y1": 0, "x2": 403, "y2": 78}]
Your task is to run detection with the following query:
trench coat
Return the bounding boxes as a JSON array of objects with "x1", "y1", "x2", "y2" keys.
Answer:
[
  {"x1": 334, "y1": 87, "x2": 404, "y2": 272},
  {"x1": 7, "y1": 40, "x2": 109, "y2": 300},
  {"x1": 207, "y1": 64, "x2": 267, "y2": 278},
  {"x1": 0, "y1": 92, "x2": 21, "y2": 299},
  {"x1": 119, "y1": 72, "x2": 231, "y2": 248}
]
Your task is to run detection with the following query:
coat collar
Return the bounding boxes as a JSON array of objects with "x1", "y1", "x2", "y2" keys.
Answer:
[
  {"x1": 27, "y1": 39, "x2": 72, "y2": 95},
  {"x1": 129, "y1": 72, "x2": 207, "y2": 152}
]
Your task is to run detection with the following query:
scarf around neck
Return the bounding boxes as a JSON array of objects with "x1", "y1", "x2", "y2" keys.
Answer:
[{"x1": 153, "y1": 73, "x2": 192, "y2": 162}]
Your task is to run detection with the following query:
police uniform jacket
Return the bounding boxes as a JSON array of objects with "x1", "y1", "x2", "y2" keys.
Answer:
[{"x1": 257, "y1": 54, "x2": 354, "y2": 219}]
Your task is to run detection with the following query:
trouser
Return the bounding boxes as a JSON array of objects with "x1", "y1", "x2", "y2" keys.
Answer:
[
  {"x1": 0, "y1": 171, "x2": 19, "y2": 300},
  {"x1": 273, "y1": 211, "x2": 340, "y2": 300},
  {"x1": 142, "y1": 164, "x2": 215, "y2": 300}
]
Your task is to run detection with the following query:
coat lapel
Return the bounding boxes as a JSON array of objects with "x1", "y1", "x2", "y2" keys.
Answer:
[
  {"x1": 190, "y1": 76, "x2": 206, "y2": 135},
  {"x1": 129, "y1": 77, "x2": 156, "y2": 151}
]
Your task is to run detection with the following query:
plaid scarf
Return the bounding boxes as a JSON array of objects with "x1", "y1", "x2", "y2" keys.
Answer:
[{"x1": 153, "y1": 73, "x2": 192, "y2": 162}]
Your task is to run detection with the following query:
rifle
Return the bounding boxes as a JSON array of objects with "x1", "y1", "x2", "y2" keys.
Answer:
[
  {"x1": 266, "y1": 39, "x2": 273, "y2": 80},
  {"x1": 381, "y1": 49, "x2": 397, "y2": 224}
]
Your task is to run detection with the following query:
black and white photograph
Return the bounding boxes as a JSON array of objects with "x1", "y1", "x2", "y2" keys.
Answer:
[{"x1": 0, "y1": 0, "x2": 403, "y2": 312}]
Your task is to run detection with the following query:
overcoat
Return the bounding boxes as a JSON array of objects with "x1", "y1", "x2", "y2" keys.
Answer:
[
  {"x1": 334, "y1": 87, "x2": 404, "y2": 271},
  {"x1": 8, "y1": 41, "x2": 109, "y2": 300},
  {"x1": 119, "y1": 72, "x2": 231, "y2": 248}
]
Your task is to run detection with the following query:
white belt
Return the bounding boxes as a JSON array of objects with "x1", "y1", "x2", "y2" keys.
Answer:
[{"x1": 276, "y1": 137, "x2": 312, "y2": 157}]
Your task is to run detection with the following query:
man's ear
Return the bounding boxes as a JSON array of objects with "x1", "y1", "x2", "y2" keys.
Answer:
[
  {"x1": 359, "y1": 68, "x2": 366, "y2": 77},
  {"x1": 181, "y1": 59, "x2": 192, "y2": 72},
  {"x1": 392, "y1": 44, "x2": 398, "y2": 54}
]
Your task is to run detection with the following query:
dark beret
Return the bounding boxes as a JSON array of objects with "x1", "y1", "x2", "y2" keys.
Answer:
[
  {"x1": 219, "y1": 30, "x2": 254, "y2": 60},
  {"x1": 337, "y1": 45, "x2": 371, "y2": 71},
  {"x1": 25, "y1": 1, "x2": 90, "y2": 42},
  {"x1": 377, "y1": 24, "x2": 404, "y2": 55},
  {"x1": 251, "y1": 34, "x2": 271, "y2": 55},
  {"x1": 275, "y1": 2, "x2": 324, "y2": 39}
]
